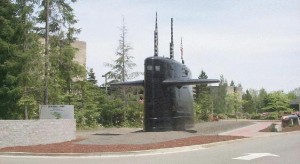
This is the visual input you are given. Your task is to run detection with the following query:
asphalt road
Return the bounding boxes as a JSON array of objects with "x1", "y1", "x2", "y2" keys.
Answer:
[{"x1": 1, "y1": 131, "x2": 299, "y2": 164}]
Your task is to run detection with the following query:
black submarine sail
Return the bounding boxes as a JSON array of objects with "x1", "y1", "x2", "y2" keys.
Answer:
[{"x1": 111, "y1": 14, "x2": 219, "y2": 131}]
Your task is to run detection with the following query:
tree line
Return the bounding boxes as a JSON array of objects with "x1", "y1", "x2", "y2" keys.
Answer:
[
  {"x1": 0, "y1": 0, "x2": 143, "y2": 128},
  {"x1": 194, "y1": 71, "x2": 299, "y2": 121},
  {"x1": 0, "y1": 0, "x2": 86, "y2": 120}
]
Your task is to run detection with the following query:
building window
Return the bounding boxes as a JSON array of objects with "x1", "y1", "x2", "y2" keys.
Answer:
[
  {"x1": 147, "y1": 65, "x2": 153, "y2": 70},
  {"x1": 155, "y1": 66, "x2": 160, "y2": 71}
]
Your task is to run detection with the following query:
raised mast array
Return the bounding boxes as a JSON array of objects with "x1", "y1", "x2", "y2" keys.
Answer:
[
  {"x1": 154, "y1": 12, "x2": 159, "y2": 57},
  {"x1": 170, "y1": 18, "x2": 174, "y2": 59}
]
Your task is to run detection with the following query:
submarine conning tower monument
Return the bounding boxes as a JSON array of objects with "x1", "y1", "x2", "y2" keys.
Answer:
[{"x1": 111, "y1": 13, "x2": 219, "y2": 131}]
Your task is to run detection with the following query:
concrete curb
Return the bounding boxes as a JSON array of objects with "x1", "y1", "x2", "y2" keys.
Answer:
[{"x1": 0, "y1": 144, "x2": 207, "y2": 157}]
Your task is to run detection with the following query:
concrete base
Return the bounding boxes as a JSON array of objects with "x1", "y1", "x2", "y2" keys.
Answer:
[{"x1": 0, "y1": 119, "x2": 76, "y2": 148}]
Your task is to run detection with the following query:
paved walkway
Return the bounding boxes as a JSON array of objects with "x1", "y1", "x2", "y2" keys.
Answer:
[
  {"x1": 219, "y1": 121, "x2": 280, "y2": 137},
  {"x1": 76, "y1": 120, "x2": 264, "y2": 145}
]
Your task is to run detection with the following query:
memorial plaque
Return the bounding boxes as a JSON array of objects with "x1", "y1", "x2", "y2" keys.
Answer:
[{"x1": 39, "y1": 105, "x2": 74, "y2": 119}]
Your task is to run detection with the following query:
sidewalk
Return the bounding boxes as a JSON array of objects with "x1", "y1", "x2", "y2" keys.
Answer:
[
  {"x1": 219, "y1": 121, "x2": 279, "y2": 137},
  {"x1": 76, "y1": 120, "x2": 254, "y2": 145}
]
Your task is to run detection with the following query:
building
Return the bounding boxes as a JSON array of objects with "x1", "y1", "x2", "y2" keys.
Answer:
[
  {"x1": 290, "y1": 97, "x2": 300, "y2": 111},
  {"x1": 72, "y1": 40, "x2": 86, "y2": 67},
  {"x1": 39, "y1": 38, "x2": 86, "y2": 67}
]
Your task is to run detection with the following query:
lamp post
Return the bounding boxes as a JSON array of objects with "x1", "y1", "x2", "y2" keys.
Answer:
[
  {"x1": 298, "y1": 97, "x2": 300, "y2": 112},
  {"x1": 102, "y1": 72, "x2": 110, "y2": 94}
]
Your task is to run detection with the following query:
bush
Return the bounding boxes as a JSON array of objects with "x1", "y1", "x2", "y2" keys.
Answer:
[
  {"x1": 266, "y1": 113, "x2": 279, "y2": 120},
  {"x1": 122, "y1": 102, "x2": 143, "y2": 127},
  {"x1": 98, "y1": 98, "x2": 123, "y2": 127},
  {"x1": 75, "y1": 109, "x2": 100, "y2": 128},
  {"x1": 199, "y1": 111, "x2": 210, "y2": 121},
  {"x1": 243, "y1": 113, "x2": 252, "y2": 119},
  {"x1": 250, "y1": 114, "x2": 261, "y2": 120},
  {"x1": 100, "y1": 107, "x2": 124, "y2": 127},
  {"x1": 217, "y1": 114, "x2": 228, "y2": 119},
  {"x1": 226, "y1": 113, "x2": 237, "y2": 119}
]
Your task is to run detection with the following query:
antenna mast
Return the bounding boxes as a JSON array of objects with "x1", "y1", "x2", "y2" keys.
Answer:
[
  {"x1": 181, "y1": 37, "x2": 184, "y2": 64},
  {"x1": 170, "y1": 18, "x2": 174, "y2": 59},
  {"x1": 154, "y1": 12, "x2": 158, "y2": 56}
]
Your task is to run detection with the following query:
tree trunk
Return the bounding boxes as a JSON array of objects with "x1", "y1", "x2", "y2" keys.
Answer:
[
  {"x1": 25, "y1": 105, "x2": 28, "y2": 120},
  {"x1": 44, "y1": 0, "x2": 49, "y2": 105}
]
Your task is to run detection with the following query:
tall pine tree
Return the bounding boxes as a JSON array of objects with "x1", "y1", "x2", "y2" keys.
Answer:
[
  {"x1": 37, "y1": 0, "x2": 85, "y2": 105},
  {"x1": 0, "y1": 0, "x2": 19, "y2": 119},
  {"x1": 212, "y1": 75, "x2": 227, "y2": 114},
  {"x1": 0, "y1": 0, "x2": 43, "y2": 119},
  {"x1": 105, "y1": 17, "x2": 142, "y2": 102},
  {"x1": 193, "y1": 70, "x2": 212, "y2": 121}
]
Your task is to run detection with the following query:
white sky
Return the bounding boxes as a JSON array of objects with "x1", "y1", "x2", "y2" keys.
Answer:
[{"x1": 72, "y1": 0, "x2": 300, "y2": 92}]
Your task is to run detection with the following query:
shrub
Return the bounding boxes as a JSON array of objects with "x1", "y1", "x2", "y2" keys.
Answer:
[
  {"x1": 122, "y1": 102, "x2": 143, "y2": 127},
  {"x1": 217, "y1": 114, "x2": 228, "y2": 119},
  {"x1": 75, "y1": 109, "x2": 100, "y2": 128},
  {"x1": 226, "y1": 113, "x2": 237, "y2": 119},
  {"x1": 250, "y1": 114, "x2": 261, "y2": 120},
  {"x1": 267, "y1": 113, "x2": 279, "y2": 120}
]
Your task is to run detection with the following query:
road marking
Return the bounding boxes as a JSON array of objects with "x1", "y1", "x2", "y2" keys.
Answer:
[{"x1": 233, "y1": 153, "x2": 279, "y2": 161}]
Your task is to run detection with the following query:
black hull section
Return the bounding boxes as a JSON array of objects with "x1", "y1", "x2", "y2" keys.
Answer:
[{"x1": 144, "y1": 57, "x2": 194, "y2": 131}]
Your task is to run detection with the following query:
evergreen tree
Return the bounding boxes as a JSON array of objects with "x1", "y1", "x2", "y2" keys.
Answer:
[
  {"x1": 213, "y1": 75, "x2": 227, "y2": 114},
  {"x1": 37, "y1": 0, "x2": 85, "y2": 104},
  {"x1": 248, "y1": 89, "x2": 259, "y2": 114},
  {"x1": 193, "y1": 70, "x2": 212, "y2": 121},
  {"x1": 242, "y1": 90, "x2": 255, "y2": 113},
  {"x1": 105, "y1": 18, "x2": 141, "y2": 82},
  {"x1": 15, "y1": 0, "x2": 44, "y2": 119},
  {"x1": 0, "y1": 0, "x2": 43, "y2": 119},
  {"x1": 74, "y1": 78, "x2": 105, "y2": 128},
  {"x1": 257, "y1": 88, "x2": 268, "y2": 113},
  {"x1": 0, "y1": 0, "x2": 19, "y2": 119},
  {"x1": 194, "y1": 70, "x2": 208, "y2": 100},
  {"x1": 230, "y1": 80, "x2": 235, "y2": 87},
  {"x1": 105, "y1": 17, "x2": 142, "y2": 102},
  {"x1": 87, "y1": 68, "x2": 97, "y2": 85}
]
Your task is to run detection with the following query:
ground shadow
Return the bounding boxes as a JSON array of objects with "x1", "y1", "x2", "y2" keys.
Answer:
[
  {"x1": 93, "y1": 133, "x2": 122, "y2": 136},
  {"x1": 131, "y1": 130, "x2": 144, "y2": 133},
  {"x1": 184, "y1": 130, "x2": 198, "y2": 133},
  {"x1": 131, "y1": 129, "x2": 198, "y2": 133}
]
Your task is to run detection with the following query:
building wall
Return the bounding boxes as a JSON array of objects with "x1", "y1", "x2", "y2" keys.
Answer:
[
  {"x1": 39, "y1": 39, "x2": 86, "y2": 67},
  {"x1": 233, "y1": 87, "x2": 243, "y2": 99},
  {"x1": 72, "y1": 40, "x2": 86, "y2": 67},
  {"x1": 0, "y1": 119, "x2": 76, "y2": 148},
  {"x1": 290, "y1": 97, "x2": 300, "y2": 111},
  {"x1": 226, "y1": 86, "x2": 235, "y2": 94}
]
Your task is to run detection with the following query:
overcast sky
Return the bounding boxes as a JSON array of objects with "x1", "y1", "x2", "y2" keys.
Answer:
[{"x1": 72, "y1": 0, "x2": 300, "y2": 92}]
